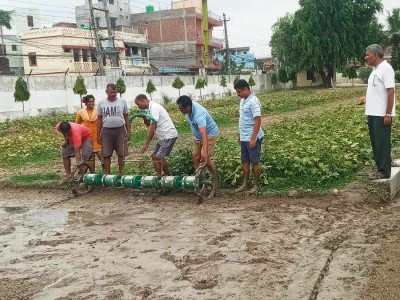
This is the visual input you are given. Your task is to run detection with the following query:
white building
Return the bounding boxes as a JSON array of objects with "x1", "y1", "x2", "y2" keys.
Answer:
[
  {"x1": 1, "y1": 7, "x2": 42, "y2": 73},
  {"x1": 75, "y1": 0, "x2": 131, "y2": 29}
]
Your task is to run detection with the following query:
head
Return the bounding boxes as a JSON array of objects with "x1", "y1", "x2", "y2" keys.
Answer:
[
  {"x1": 365, "y1": 44, "x2": 384, "y2": 67},
  {"x1": 234, "y1": 79, "x2": 251, "y2": 98},
  {"x1": 135, "y1": 94, "x2": 150, "y2": 109},
  {"x1": 176, "y1": 95, "x2": 193, "y2": 114},
  {"x1": 106, "y1": 83, "x2": 117, "y2": 101},
  {"x1": 59, "y1": 121, "x2": 71, "y2": 136},
  {"x1": 83, "y1": 95, "x2": 95, "y2": 109}
]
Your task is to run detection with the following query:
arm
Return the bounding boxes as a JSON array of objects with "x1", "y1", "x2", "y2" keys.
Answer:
[
  {"x1": 384, "y1": 87, "x2": 395, "y2": 125},
  {"x1": 124, "y1": 113, "x2": 131, "y2": 140},
  {"x1": 76, "y1": 112, "x2": 83, "y2": 124},
  {"x1": 249, "y1": 116, "x2": 262, "y2": 148},
  {"x1": 199, "y1": 127, "x2": 209, "y2": 163},
  {"x1": 74, "y1": 146, "x2": 82, "y2": 164},
  {"x1": 357, "y1": 96, "x2": 366, "y2": 105},
  {"x1": 97, "y1": 115, "x2": 103, "y2": 145},
  {"x1": 140, "y1": 123, "x2": 157, "y2": 154}
]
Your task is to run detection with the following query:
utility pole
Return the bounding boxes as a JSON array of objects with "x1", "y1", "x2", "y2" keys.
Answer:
[
  {"x1": 222, "y1": 13, "x2": 230, "y2": 76},
  {"x1": 88, "y1": 0, "x2": 104, "y2": 75},
  {"x1": 101, "y1": 0, "x2": 118, "y2": 68}
]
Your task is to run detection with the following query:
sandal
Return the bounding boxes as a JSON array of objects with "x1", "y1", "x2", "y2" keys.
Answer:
[{"x1": 368, "y1": 172, "x2": 387, "y2": 180}]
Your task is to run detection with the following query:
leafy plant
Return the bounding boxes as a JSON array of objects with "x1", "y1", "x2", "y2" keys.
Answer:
[
  {"x1": 288, "y1": 70, "x2": 297, "y2": 87},
  {"x1": 395, "y1": 71, "x2": 400, "y2": 83},
  {"x1": 358, "y1": 67, "x2": 373, "y2": 83},
  {"x1": 161, "y1": 93, "x2": 172, "y2": 105},
  {"x1": 220, "y1": 75, "x2": 227, "y2": 95},
  {"x1": 73, "y1": 75, "x2": 87, "y2": 108},
  {"x1": 248, "y1": 75, "x2": 256, "y2": 87},
  {"x1": 14, "y1": 76, "x2": 30, "y2": 112},
  {"x1": 195, "y1": 77, "x2": 207, "y2": 101},
  {"x1": 116, "y1": 77, "x2": 126, "y2": 97},
  {"x1": 146, "y1": 79, "x2": 157, "y2": 100},
  {"x1": 172, "y1": 76, "x2": 185, "y2": 96},
  {"x1": 278, "y1": 69, "x2": 289, "y2": 87},
  {"x1": 348, "y1": 66, "x2": 358, "y2": 86}
]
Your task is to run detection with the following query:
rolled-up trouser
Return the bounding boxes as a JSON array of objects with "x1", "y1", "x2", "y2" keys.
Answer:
[{"x1": 61, "y1": 138, "x2": 93, "y2": 162}]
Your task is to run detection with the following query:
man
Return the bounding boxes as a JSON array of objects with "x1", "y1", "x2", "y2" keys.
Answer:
[
  {"x1": 358, "y1": 44, "x2": 396, "y2": 179},
  {"x1": 176, "y1": 95, "x2": 219, "y2": 179},
  {"x1": 56, "y1": 121, "x2": 93, "y2": 183},
  {"x1": 234, "y1": 79, "x2": 264, "y2": 194},
  {"x1": 135, "y1": 94, "x2": 178, "y2": 176},
  {"x1": 97, "y1": 83, "x2": 131, "y2": 176}
]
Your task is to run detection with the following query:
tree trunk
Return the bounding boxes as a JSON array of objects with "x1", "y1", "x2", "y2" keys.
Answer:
[
  {"x1": 199, "y1": 89, "x2": 202, "y2": 101},
  {"x1": 22, "y1": 102, "x2": 24, "y2": 112},
  {"x1": 326, "y1": 65, "x2": 334, "y2": 88},
  {"x1": 80, "y1": 95, "x2": 83, "y2": 109},
  {"x1": 319, "y1": 71, "x2": 328, "y2": 88},
  {"x1": 332, "y1": 64, "x2": 337, "y2": 89},
  {"x1": 150, "y1": 93, "x2": 153, "y2": 101}
]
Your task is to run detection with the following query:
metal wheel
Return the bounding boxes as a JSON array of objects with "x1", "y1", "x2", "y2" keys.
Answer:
[
  {"x1": 71, "y1": 162, "x2": 95, "y2": 196},
  {"x1": 194, "y1": 163, "x2": 217, "y2": 202}
]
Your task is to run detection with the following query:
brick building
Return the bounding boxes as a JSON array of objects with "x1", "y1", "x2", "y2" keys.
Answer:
[{"x1": 131, "y1": 5, "x2": 223, "y2": 74}]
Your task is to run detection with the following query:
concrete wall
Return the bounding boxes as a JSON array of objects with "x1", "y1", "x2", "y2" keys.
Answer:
[{"x1": 0, "y1": 74, "x2": 279, "y2": 122}]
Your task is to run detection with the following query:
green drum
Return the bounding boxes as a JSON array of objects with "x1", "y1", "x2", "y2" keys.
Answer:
[
  {"x1": 84, "y1": 174, "x2": 103, "y2": 186},
  {"x1": 141, "y1": 176, "x2": 160, "y2": 188},
  {"x1": 102, "y1": 175, "x2": 122, "y2": 187},
  {"x1": 160, "y1": 176, "x2": 183, "y2": 190},
  {"x1": 121, "y1": 175, "x2": 142, "y2": 188},
  {"x1": 182, "y1": 176, "x2": 196, "y2": 190}
]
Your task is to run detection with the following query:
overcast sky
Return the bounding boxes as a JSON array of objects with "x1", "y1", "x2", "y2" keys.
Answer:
[{"x1": 1, "y1": 0, "x2": 399, "y2": 58}]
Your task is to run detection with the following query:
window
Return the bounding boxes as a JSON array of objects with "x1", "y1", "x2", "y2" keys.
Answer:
[
  {"x1": 95, "y1": 17, "x2": 100, "y2": 28},
  {"x1": 64, "y1": 48, "x2": 71, "y2": 53},
  {"x1": 244, "y1": 51, "x2": 247, "y2": 54},
  {"x1": 27, "y1": 15, "x2": 34, "y2": 27},
  {"x1": 11, "y1": 45, "x2": 17, "y2": 51},
  {"x1": 306, "y1": 70, "x2": 314, "y2": 81},
  {"x1": 125, "y1": 47, "x2": 131, "y2": 57},
  {"x1": 109, "y1": 0, "x2": 114, "y2": 4},
  {"x1": 120, "y1": 8, "x2": 122, "y2": 11},
  {"x1": 91, "y1": 52, "x2": 98, "y2": 62},
  {"x1": 82, "y1": 49, "x2": 89, "y2": 62},
  {"x1": 73, "y1": 49, "x2": 81, "y2": 62},
  {"x1": 110, "y1": 17, "x2": 117, "y2": 28},
  {"x1": 132, "y1": 47, "x2": 138, "y2": 55},
  {"x1": 141, "y1": 48, "x2": 148, "y2": 57},
  {"x1": 0, "y1": 44, "x2": 6, "y2": 55},
  {"x1": 28, "y1": 52, "x2": 37, "y2": 66}
]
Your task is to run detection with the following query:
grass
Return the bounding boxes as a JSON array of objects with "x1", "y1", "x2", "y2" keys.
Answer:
[{"x1": 10, "y1": 173, "x2": 60, "y2": 183}]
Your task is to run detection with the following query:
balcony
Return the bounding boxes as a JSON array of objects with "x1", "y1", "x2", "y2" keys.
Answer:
[
  {"x1": 196, "y1": 36, "x2": 224, "y2": 49},
  {"x1": 122, "y1": 55, "x2": 149, "y2": 66},
  {"x1": 73, "y1": 62, "x2": 99, "y2": 73}
]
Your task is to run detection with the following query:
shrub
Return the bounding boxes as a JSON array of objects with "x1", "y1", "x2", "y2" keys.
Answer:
[
  {"x1": 358, "y1": 67, "x2": 373, "y2": 83},
  {"x1": 172, "y1": 77, "x2": 185, "y2": 96},
  {"x1": 116, "y1": 77, "x2": 126, "y2": 97},
  {"x1": 395, "y1": 71, "x2": 400, "y2": 83},
  {"x1": 146, "y1": 79, "x2": 157, "y2": 100}
]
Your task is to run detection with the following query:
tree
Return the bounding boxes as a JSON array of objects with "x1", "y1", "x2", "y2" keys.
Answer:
[
  {"x1": 358, "y1": 66, "x2": 373, "y2": 83},
  {"x1": 248, "y1": 75, "x2": 256, "y2": 87},
  {"x1": 14, "y1": 76, "x2": 30, "y2": 112},
  {"x1": 172, "y1": 76, "x2": 185, "y2": 96},
  {"x1": 195, "y1": 77, "x2": 207, "y2": 101},
  {"x1": 233, "y1": 76, "x2": 240, "y2": 86},
  {"x1": 278, "y1": 69, "x2": 288, "y2": 87},
  {"x1": 0, "y1": 10, "x2": 12, "y2": 55},
  {"x1": 220, "y1": 75, "x2": 227, "y2": 95},
  {"x1": 271, "y1": 73, "x2": 278, "y2": 89},
  {"x1": 146, "y1": 79, "x2": 156, "y2": 100},
  {"x1": 288, "y1": 70, "x2": 297, "y2": 87},
  {"x1": 116, "y1": 77, "x2": 126, "y2": 97},
  {"x1": 390, "y1": 32, "x2": 400, "y2": 71},
  {"x1": 348, "y1": 66, "x2": 358, "y2": 86},
  {"x1": 270, "y1": 0, "x2": 383, "y2": 88},
  {"x1": 73, "y1": 75, "x2": 87, "y2": 109},
  {"x1": 387, "y1": 8, "x2": 400, "y2": 33}
]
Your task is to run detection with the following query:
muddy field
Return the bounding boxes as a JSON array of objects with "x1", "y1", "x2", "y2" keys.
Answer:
[{"x1": 1, "y1": 185, "x2": 400, "y2": 300}]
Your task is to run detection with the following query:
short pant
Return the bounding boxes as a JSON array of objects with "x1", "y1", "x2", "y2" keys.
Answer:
[
  {"x1": 101, "y1": 126, "x2": 128, "y2": 158},
  {"x1": 193, "y1": 136, "x2": 218, "y2": 157},
  {"x1": 61, "y1": 138, "x2": 93, "y2": 162},
  {"x1": 152, "y1": 137, "x2": 177, "y2": 159},
  {"x1": 240, "y1": 138, "x2": 263, "y2": 164}
]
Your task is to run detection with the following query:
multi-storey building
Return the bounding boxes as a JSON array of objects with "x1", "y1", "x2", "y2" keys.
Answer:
[
  {"x1": 75, "y1": 0, "x2": 131, "y2": 29},
  {"x1": 132, "y1": 0, "x2": 223, "y2": 74},
  {"x1": 20, "y1": 24, "x2": 151, "y2": 76},
  {"x1": 217, "y1": 47, "x2": 256, "y2": 70},
  {"x1": 1, "y1": 7, "x2": 42, "y2": 73}
]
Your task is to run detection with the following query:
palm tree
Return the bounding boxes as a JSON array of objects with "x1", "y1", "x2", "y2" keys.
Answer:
[
  {"x1": 0, "y1": 10, "x2": 12, "y2": 55},
  {"x1": 387, "y1": 8, "x2": 400, "y2": 34}
]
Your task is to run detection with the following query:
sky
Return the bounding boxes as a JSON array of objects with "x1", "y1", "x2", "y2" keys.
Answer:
[{"x1": 0, "y1": 0, "x2": 399, "y2": 58}]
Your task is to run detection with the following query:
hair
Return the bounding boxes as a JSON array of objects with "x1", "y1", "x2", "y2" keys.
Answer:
[
  {"x1": 176, "y1": 95, "x2": 192, "y2": 107},
  {"x1": 135, "y1": 94, "x2": 149, "y2": 101},
  {"x1": 106, "y1": 83, "x2": 117, "y2": 90},
  {"x1": 82, "y1": 94, "x2": 95, "y2": 104},
  {"x1": 59, "y1": 121, "x2": 71, "y2": 133},
  {"x1": 234, "y1": 79, "x2": 250, "y2": 89},
  {"x1": 366, "y1": 44, "x2": 384, "y2": 59}
]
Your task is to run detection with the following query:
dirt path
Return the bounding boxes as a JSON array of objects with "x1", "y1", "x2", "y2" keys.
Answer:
[{"x1": 1, "y1": 186, "x2": 400, "y2": 299}]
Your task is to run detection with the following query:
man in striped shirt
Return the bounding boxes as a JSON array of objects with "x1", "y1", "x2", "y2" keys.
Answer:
[{"x1": 234, "y1": 79, "x2": 264, "y2": 194}]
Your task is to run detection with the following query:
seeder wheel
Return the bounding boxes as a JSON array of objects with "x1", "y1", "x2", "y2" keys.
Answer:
[
  {"x1": 71, "y1": 162, "x2": 95, "y2": 196},
  {"x1": 194, "y1": 163, "x2": 217, "y2": 202}
]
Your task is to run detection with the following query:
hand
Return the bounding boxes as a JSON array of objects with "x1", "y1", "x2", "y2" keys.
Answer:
[
  {"x1": 249, "y1": 138, "x2": 256, "y2": 149},
  {"x1": 62, "y1": 141, "x2": 68, "y2": 148},
  {"x1": 383, "y1": 115, "x2": 392, "y2": 126},
  {"x1": 126, "y1": 131, "x2": 131, "y2": 141},
  {"x1": 200, "y1": 149, "x2": 209, "y2": 164},
  {"x1": 140, "y1": 144, "x2": 148, "y2": 154},
  {"x1": 97, "y1": 132, "x2": 102, "y2": 145},
  {"x1": 237, "y1": 137, "x2": 240, "y2": 145},
  {"x1": 357, "y1": 96, "x2": 366, "y2": 105}
]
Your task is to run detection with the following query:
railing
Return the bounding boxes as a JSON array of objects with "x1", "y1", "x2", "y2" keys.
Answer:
[
  {"x1": 122, "y1": 56, "x2": 149, "y2": 67},
  {"x1": 73, "y1": 62, "x2": 99, "y2": 72}
]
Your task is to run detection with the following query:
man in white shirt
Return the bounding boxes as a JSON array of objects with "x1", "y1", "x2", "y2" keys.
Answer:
[
  {"x1": 135, "y1": 94, "x2": 178, "y2": 176},
  {"x1": 358, "y1": 44, "x2": 396, "y2": 179}
]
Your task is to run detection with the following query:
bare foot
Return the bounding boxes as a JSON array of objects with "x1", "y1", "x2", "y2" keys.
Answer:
[
  {"x1": 246, "y1": 186, "x2": 258, "y2": 195},
  {"x1": 233, "y1": 184, "x2": 248, "y2": 193}
]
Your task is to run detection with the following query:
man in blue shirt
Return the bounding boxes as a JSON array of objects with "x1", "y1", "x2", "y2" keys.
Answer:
[
  {"x1": 234, "y1": 79, "x2": 264, "y2": 194},
  {"x1": 176, "y1": 95, "x2": 219, "y2": 178}
]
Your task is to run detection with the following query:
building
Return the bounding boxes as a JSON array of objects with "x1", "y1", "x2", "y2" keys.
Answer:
[
  {"x1": 132, "y1": 0, "x2": 223, "y2": 74},
  {"x1": 75, "y1": 0, "x2": 131, "y2": 29},
  {"x1": 217, "y1": 47, "x2": 255, "y2": 70},
  {"x1": 20, "y1": 24, "x2": 151, "y2": 76},
  {"x1": 1, "y1": 7, "x2": 42, "y2": 73}
]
